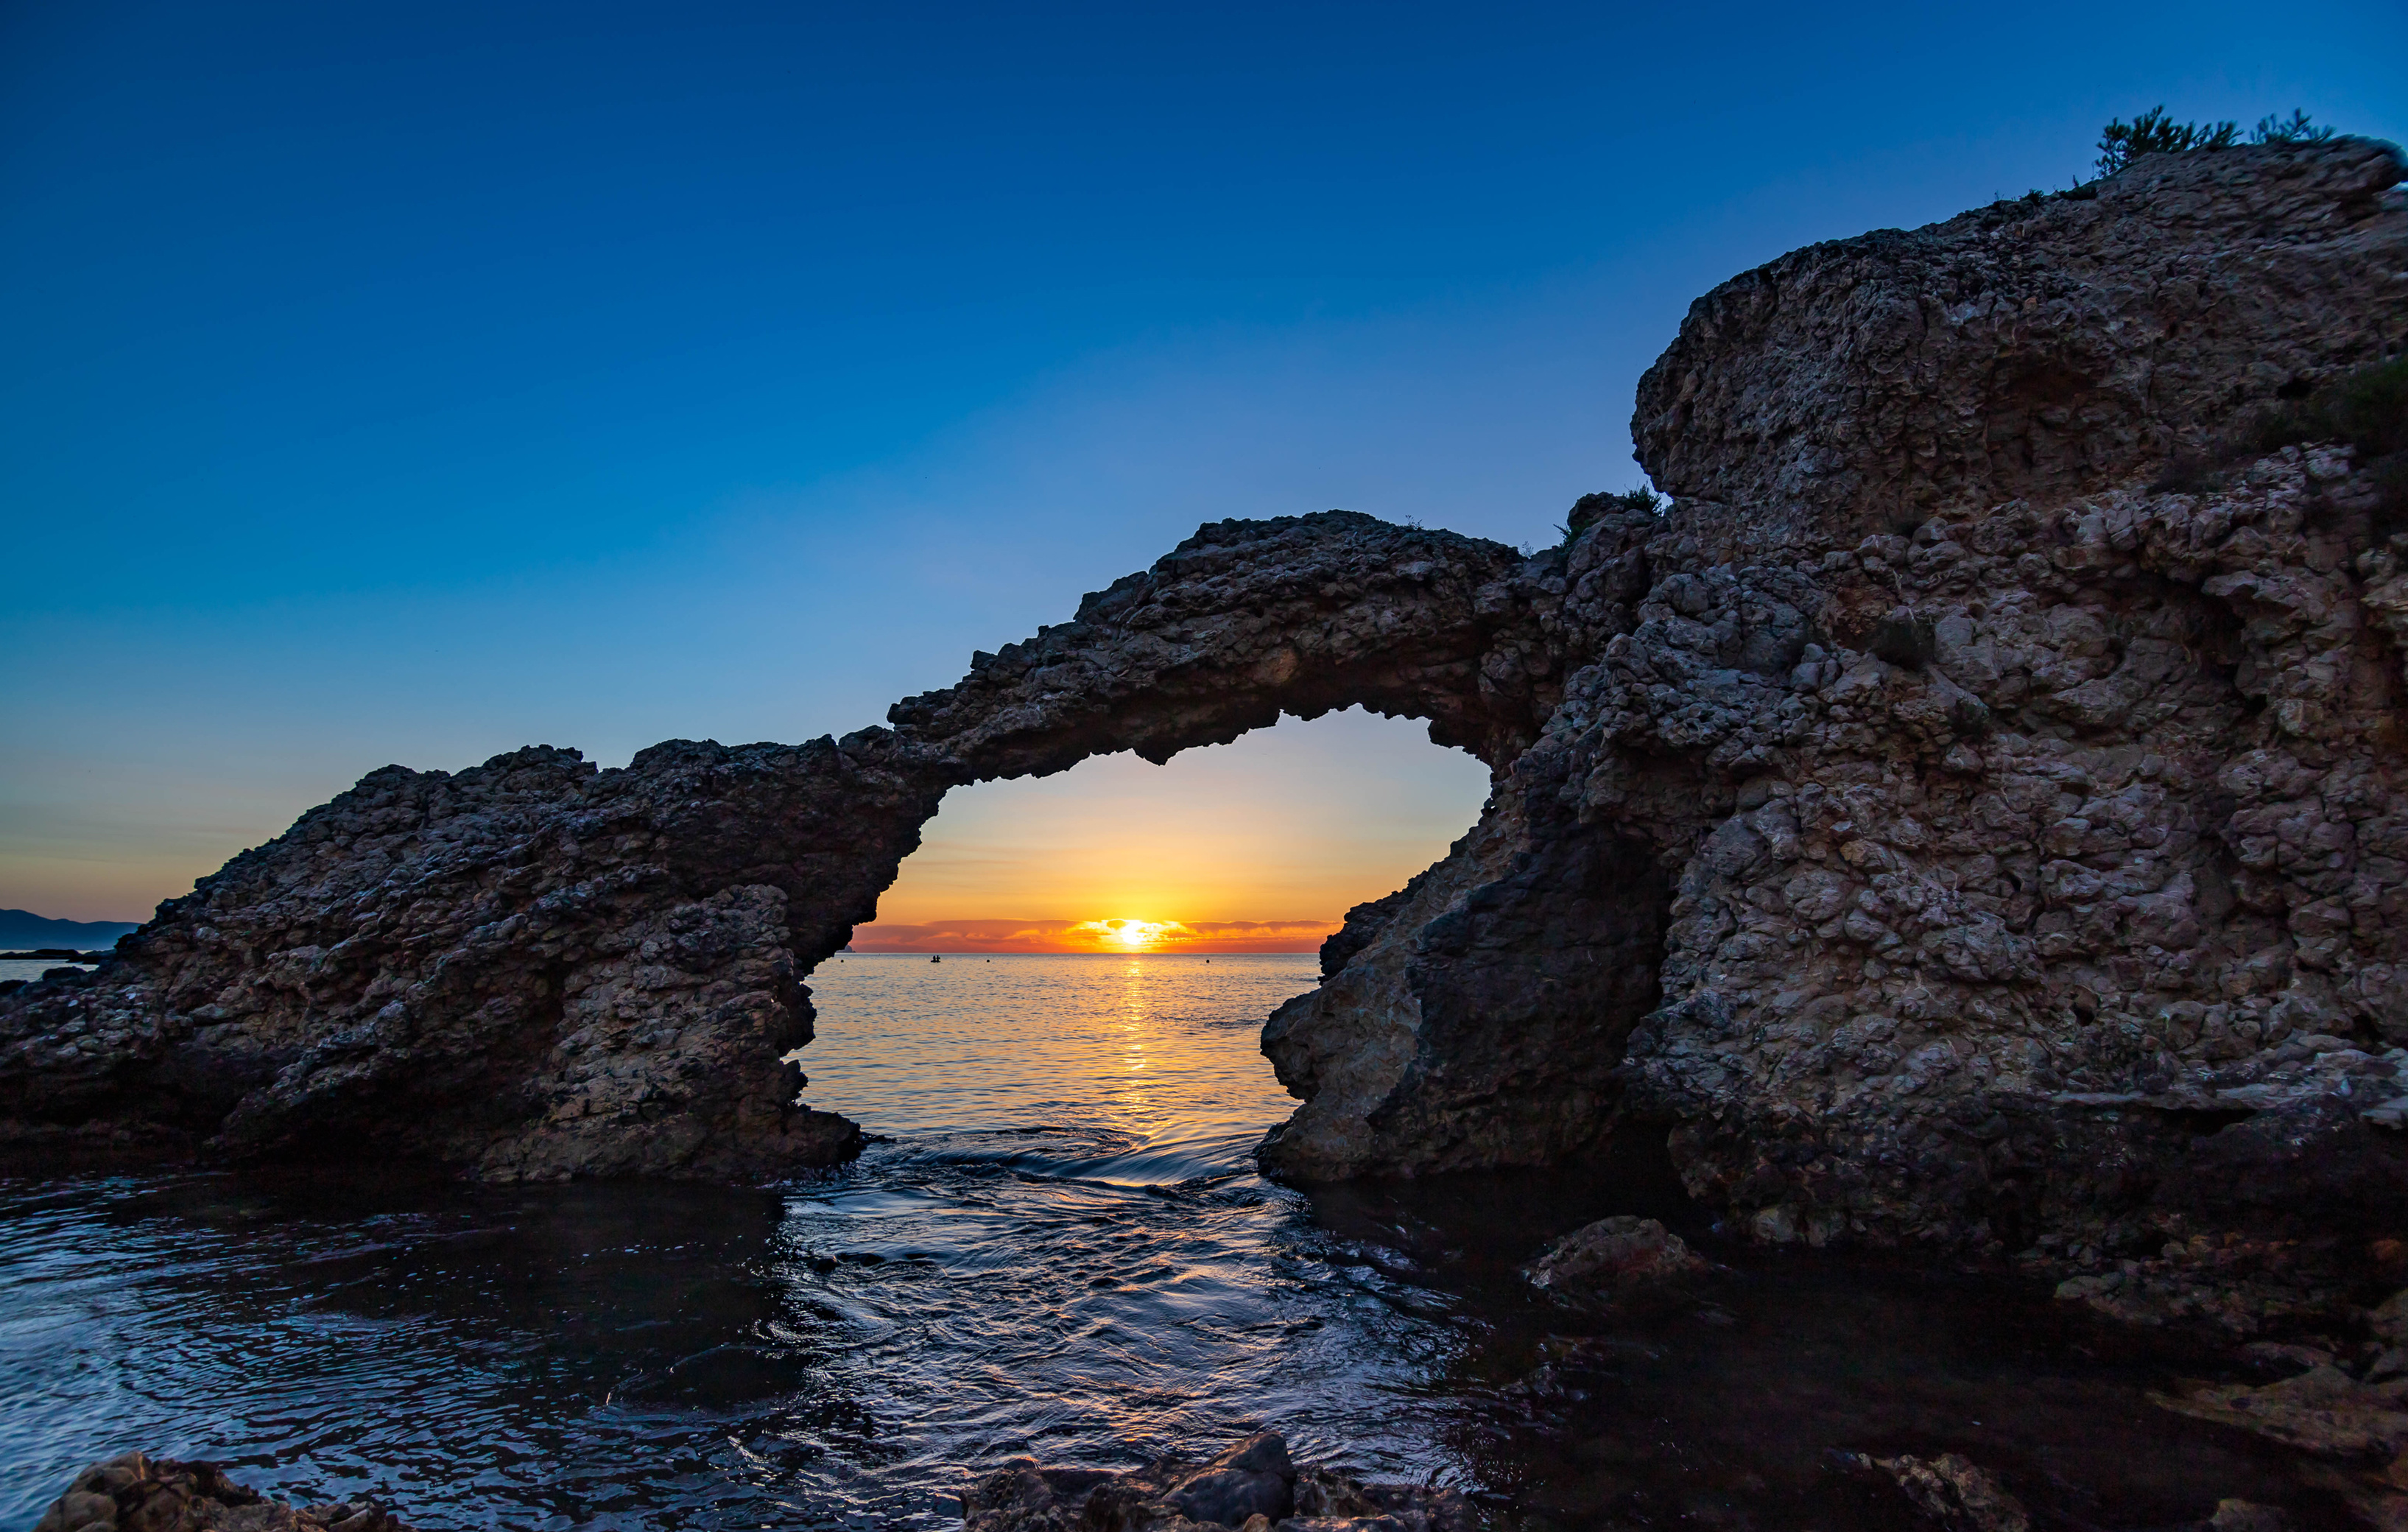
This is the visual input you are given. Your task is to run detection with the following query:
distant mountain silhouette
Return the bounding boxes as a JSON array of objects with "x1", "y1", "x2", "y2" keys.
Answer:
[{"x1": 0, "y1": 909, "x2": 140, "y2": 949}]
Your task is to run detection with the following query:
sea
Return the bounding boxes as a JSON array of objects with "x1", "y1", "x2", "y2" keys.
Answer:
[
  {"x1": 0, "y1": 959, "x2": 99, "y2": 985},
  {"x1": 0, "y1": 953, "x2": 2343, "y2": 1529}
]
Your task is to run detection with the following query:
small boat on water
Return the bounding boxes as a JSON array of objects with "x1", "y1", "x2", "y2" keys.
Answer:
[{"x1": 931, "y1": 954, "x2": 941, "y2": 963}]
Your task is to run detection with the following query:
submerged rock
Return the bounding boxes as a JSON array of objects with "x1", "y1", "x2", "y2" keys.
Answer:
[
  {"x1": 1522, "y1": 1215, "x2": 1707, "y2": 1297},
  {"x1": 1845, "y1": 1452, "x2": 2032, "y2": 1532},
  {"x1": 960, "y1": 1433, "x2": 1468, "y2": 1532},
  {"x1": 28, "y1": 1452, "x2": 415, "y2": 1532},
  {"x1": 2150, "y1": 1364, "x2": 2408, "y2": 1456}
]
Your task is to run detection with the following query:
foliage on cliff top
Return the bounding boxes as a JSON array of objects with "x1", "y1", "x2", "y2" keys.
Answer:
[{"x1": 2094, "y1": 107, "x2": 2334, "y2": 177}]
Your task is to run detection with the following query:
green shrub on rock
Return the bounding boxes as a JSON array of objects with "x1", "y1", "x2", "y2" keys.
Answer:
[{"x1": 2095, "y1": 105, "x2": 2336, "y2": 176}]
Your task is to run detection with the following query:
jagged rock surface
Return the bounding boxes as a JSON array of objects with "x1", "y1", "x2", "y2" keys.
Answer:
[
  {"x1": 0, "y1": 738, "x2": 937, "y2": 1178},
  {"x1": 5, "y1": 134, "x2": 2408, "y2": 1301},
  {"x1": 29, "y1": 1451, "x2": 415, "y2": 1532},
  {"x1": 885, "y1": 509, "x2": 1575, "y2": 778},
  {"x1": 0, "y1": 516, "x2": 1563, "y2": 1179},
  {"x1": 1263, "y1": 138, "x2": 2408, "y2": 1306}
]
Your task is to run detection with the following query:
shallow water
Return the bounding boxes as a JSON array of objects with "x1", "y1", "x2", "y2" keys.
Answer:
[
  {"x1": 0, "y1": 954, "x2": 2354, "y2": 1529},
  {"x1": 0, "y1": 958, "x2": 94, "y2": 984}
]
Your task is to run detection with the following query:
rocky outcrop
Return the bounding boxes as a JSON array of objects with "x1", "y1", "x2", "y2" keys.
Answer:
[
  {"x1": 1522, "y1": 1215, "x2": 1708, "y2": 1299},
  {"x1": 1842, "y1": 1452, "x2": 2033, "y2": 1532},
  {"x1": 0, "y1": 739, "x2": 931, "y2": 1178},
  {"x1": 0, "y1": 516, "x2": 1566, "y2": 1180},
  {"x1": 29, "y1": 1452, "x2": 416, "y2": 1532},
  {"x1": 4, "y1": 134, "x2": 2407, "y2": 1304},
  {"x1": 958, "y1": 1432, "x2": 1470, "y2": 1532},
  {"x1": 884, "y1": 511, "x2": 1576, "y2": 778},
  {"x1": 1258, "y1": 137, "x2": 2408, "y2": 1306}
]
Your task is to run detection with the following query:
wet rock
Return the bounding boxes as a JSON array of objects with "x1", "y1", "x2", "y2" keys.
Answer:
[
  {"x1": 958, "y1": 1433, "x2": 1466, "y2": 1532},
  {"x1": 2371, "y1": 1290, "x2": 2408, "y2": 1347},
  {"x1": 2240, "y1": 1341, "x2": 2340, "y2": 1376},
  {"x1": 28, "y1": 1451, "x2": 415, "y2": 1532},
  {"x1": 1166, "y1": 1433, "x2": 1295, "y2": 1526},
  {"x1": 2206, "y1": 1503, "x2": 2293, "y2": 1532},
  {"x1": 1847, "y1": 1452, "x2": 2032, "y2": 1532},
  {"x1": 1522, "y1": 1216, "x2": 1708, "y2": 1298},
  {"x1": 2150, "y1": 1365, "x2": 2408, "y2": 1455}
]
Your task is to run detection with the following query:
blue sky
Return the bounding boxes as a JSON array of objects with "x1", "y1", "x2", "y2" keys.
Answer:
[{"x1": 4, "y1": 0, "x2": 2403, "y2": 921}]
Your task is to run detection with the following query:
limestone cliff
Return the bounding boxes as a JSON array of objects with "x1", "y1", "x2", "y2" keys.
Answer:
[{"x1": 1265, "y1": 138, "x2": 2408, "y2": 1311}]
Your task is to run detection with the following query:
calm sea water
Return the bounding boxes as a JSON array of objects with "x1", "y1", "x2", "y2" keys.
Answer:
[
  {"x1": 0, "y1": 953, "x2": 2349, "y2": 1529},
  {"x1": 0, "y1": 960, "x2": 95, "y2": 984}
]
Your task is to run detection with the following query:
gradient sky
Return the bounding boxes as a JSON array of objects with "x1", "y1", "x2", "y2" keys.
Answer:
[{"x1": 4, "y1": 1, "x2": 2403, "y2": 936}]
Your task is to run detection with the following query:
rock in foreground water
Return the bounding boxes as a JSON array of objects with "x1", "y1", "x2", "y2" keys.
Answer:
[
  {"x1": 29, "y1": 1452, "x2": 415, "y2": 1532},
  {"x1": 960, "y1": 1433, "x2": 1468, "y2": 1532},
  {"x1": 1522, "y1": 1215, "x2": 1708, "y2": 1298},
  {"x1": 1845, "y1": 1452, "x2": 2032, "y2": 1532}
]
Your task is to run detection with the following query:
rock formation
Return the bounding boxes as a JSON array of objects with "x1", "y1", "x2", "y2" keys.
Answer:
[
  {"x1": 0, "y1": 513, "x2": 1564, "y2": 1179},
  {"x1": 1842, "y1": 1452, "x2": 2034, "y2": 1532},
  {"x1": 1269, "y1": 138, "x2": 2408, "y2": 1308},
  {"x1": 958, "y1": 1431, "x2": 1471, "y2": 1532},
  {"x1": 0, "y1": 739, "x2": 932, "y2": 1178},
  {"x1": 1521, "y1": 1215, "x2": 1708, "y2": 1299},
  {"x1": 29, "y1": 1452, "x2": 416, "y2": 1532},
  {"x1": 4, "y1": 136, "x2": 2408, "y2": 1312}
]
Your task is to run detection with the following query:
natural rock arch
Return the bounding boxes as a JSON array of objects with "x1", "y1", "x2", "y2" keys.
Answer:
[
  {"x1": 0, "y1": 512, "x2": 1600, "y2": 1180},
  {"x1": 885, "y1": 511, "x2": 1571, "y2": 780},
  {"x1": 11, "y1": 141, "x2": 2408, "y2": 1324}
]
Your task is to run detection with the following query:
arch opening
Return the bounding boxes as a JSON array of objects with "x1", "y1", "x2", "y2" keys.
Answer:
[
  {"x1": 792, "y1": 706, "x2": 1493, "y2": 1147},
  {"x1": 850, "y1": 706, "x2": 1492, "y2": 957}
]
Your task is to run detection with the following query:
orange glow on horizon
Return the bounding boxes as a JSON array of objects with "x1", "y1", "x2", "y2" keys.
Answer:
[
  {"x1": 843, "y1": 916, "x2": 1339, "y2": 955},
  {"x1": 1085, "y1": 918, "x2": 1180, "y2": 950},
  {"x1": 842, "y1": 707, "x2": 1491, "y2": 958}
]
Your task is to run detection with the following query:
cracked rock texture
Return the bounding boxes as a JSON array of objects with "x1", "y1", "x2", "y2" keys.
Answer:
[
  {"x1": 29, "y1": 1451, "x2": 416, "y2": 1532},
  {"x1": 1266, "y1": 137, "x2": 2408, "y2": 1305},
  {"x1": 0, "y1": 739, "x2": 934, "y2": 1178},
  {"x1": 7, "y1": 133, "x2": 2408, "y2": 1303},
  {"x1": 0, "y1": 514, "x2": 1566, "y2": 1180}
]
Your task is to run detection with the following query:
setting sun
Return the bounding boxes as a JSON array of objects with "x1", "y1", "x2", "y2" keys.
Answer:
[{"x1": 1086, "y1": 918, "x2": 1183, "y2": 950}]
